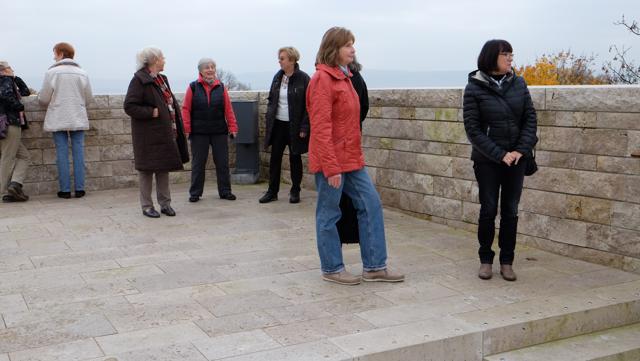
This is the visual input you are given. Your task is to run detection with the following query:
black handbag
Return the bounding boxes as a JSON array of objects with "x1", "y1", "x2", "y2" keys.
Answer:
[{"x1": 524, "y1": 148, "x2": 538, "y2": 176}]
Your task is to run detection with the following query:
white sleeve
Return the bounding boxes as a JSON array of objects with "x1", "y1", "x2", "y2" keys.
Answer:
[{"x1": 37, "y1": 71, "x2": 53, "y2": 106}]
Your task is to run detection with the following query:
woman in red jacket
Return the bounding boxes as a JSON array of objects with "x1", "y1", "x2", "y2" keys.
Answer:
[{"x1": 307, "y1": 27, "x2": 404, "y2": 285}]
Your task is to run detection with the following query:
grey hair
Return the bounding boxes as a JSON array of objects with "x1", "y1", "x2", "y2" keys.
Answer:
[
  {"x1": 197, "y1": 58, "x2": 216, "y2": 72},
  {"x1": 0, "y1": 61, "x2": 9, "y2": 72},
  {"x1": 136, "y1": 47, "x2": 163, "y2": 71}
]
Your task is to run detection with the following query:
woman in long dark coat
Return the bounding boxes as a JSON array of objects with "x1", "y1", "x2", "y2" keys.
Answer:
[
  {"x1": 124, "y1": 47, "x2": 189, "y2": 218},
  {"x1": 259, "y1": 46, "x2": 310, "y2": 204},
  {"x1": 338, "y1": 58, "x2": 369, "y2": 244}
]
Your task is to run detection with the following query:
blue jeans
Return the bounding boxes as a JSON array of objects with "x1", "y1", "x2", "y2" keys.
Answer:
[
  {"x1": 314, "y1": 168, "x2": 387, "y2": 274},
  {"x1": 53, "y1": 130, "x2": 85, "y2": 192}
]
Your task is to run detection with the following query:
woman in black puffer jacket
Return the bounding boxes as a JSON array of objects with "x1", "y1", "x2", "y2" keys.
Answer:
[{"x1": 463, "y1": 39, "x2": 538, "y2": 282}]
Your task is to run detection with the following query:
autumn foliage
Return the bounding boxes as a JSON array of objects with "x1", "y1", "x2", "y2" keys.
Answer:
[{"x1": 516, "y1": 51, "x2": 611, "y2": 85}]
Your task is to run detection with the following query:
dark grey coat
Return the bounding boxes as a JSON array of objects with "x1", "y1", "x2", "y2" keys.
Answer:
[{"x1": 124, "y1": 70, "x2": 189, "y2": 172}]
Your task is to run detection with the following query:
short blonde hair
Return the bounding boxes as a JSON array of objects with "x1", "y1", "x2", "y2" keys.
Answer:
[
  {"x1": 0, "y1": 61, "x2": 9, "y2": 72},
  {"x1": 315, "y1": 27, "x2": 355, "y2": 66},
  {"x1": 136, "y1": 47, "x2": 163, "y2": 71},
  {"x1": 278, "y1": 47, "x2": 300, "y2": 63}
]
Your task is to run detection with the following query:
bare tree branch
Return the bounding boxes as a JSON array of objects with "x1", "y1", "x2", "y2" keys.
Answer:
[
  {"x1": 614, "y1": 15, "x2": 640, "y2": 36},
  {"x1": 605, "y1": 15, "x2": 640, "y2": 84},
  {"x1": 216, "y1": 68, "x2": 251, "y2": 90}
]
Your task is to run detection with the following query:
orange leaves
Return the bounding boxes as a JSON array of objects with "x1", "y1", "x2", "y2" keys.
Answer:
[
  {"x1": 516, "y1": 57, "x2": 560, "y2": 85},
  {"x1": 515, "y1": 50, "x2": 611, "y2": 85}
]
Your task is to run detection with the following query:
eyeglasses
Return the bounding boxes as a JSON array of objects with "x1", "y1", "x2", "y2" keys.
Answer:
[{"x1": 499, "y1": 52, "x2": 514, "y2": 58}]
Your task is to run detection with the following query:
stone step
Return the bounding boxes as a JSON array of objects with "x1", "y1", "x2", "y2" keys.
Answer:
[
  {"x1": 454, "y1": 280, "x2": 640, "y2": 356},
  {"x1": 483, "y1": 323, "x2": 640, "y2": 361},
  {"x1": 328, "y1": 280, "x2": 640, "y2": 360}
]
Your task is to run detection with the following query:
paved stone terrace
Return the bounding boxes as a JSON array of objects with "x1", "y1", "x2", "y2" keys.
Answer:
[{"x1": 0, "y1": 182, "x2": 639, "y2": 360}]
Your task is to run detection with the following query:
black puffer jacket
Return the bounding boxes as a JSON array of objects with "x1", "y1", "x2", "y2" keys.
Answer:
[
  {"x1": 350, "y1": 70, "x2": 369, "y2": 125},
  {"x1": 264, "y1": 64, "x2": 310, "y2": 155},
  {"x1": 463, "y1": 70, "x2": 537, "y2": 164},
  {"x1": 0, "y1": 75, "x2": 30, "y2": 128}
]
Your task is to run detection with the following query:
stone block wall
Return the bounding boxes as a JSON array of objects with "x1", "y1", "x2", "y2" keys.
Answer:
[
  {"x1": 21, "y1": 86, "x2": 640, "y2": 273},
  {"x1": 357, "y1": 86, "x2": 640, "y2": 274},
  {"x1": 20, "y1": 93, "x2": 241, "y2": 196}
]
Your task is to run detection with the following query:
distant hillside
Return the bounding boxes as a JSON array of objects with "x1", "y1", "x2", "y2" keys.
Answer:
[
  {"x1": 20, "y1": 69, "x2": 470, "y2": 95},
  {"x1": 237, "y1": 69, "x2": 469, "y2": 91}
]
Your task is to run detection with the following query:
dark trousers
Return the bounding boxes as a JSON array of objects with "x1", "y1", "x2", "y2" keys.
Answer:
[
  {"x1": 338, "y1": 194, "x2": 360, "y2": 244},
  {"x1": 474, "y1": 161, "x2": 526, "y2": 265},
  {"x1": 189, "y1": 133, "x2": 231, "y2": 197},
  {"x1": 268, "y1": 120, "x2": 302, "y2": 195}
]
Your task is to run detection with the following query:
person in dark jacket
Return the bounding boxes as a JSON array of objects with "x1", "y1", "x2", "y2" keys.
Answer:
[
  {"x1": 124, "y1": 47, "x2": 189, "y2": 218},
  {"x1": 337, "y1": 58, "x2": 369, "y2": 244},
  {"x1": 463, "y1": 39, "x2": 538, "y2": 281},
  {"x1": 181, "y1": 58, "x2": 239, "y2": 203},
  {"x1": 0, "y1": 61, "x2": 31, "y2": 203},
  {"x1": 259, "y1": 47, "x2": 310, "y2": 204}
]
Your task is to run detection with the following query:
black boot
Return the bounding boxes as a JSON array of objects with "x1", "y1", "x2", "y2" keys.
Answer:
[
  {"x1": 259, "y1": 192, "x2": 278, "y2": 203},
  {"x1": 498, "y1": 216, "x2": 518, "y2": 265},
  {"x1": 7, "y1": 182, "x2": 28, "y2": 201},
  {"x1": 289, "y1": 190, "x2": 300, "y2": 204},
  {"x1": 477, "y1": 219, "x2": 496, "y2": 264}
]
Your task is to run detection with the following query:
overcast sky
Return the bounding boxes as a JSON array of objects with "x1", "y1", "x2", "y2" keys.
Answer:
[{"x1": 3, "y1": 0, "x2": 639, "y2": 92}]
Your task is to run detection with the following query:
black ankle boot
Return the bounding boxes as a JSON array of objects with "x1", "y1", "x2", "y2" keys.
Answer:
[
  {"x1": 7, "y1": 182, "x2": 28, "y2": 201},
  {"x1": 259, "y1": 192, "x2": 277, "y2": 203},
  {"x1": 498, "y1": 216, "x2": 518, "y2": 265},
  {"x1": 289, "y1": 191, "x2": 300, "y2": 204},
  {"x1": 477, "y1": 219, "x2": 496, "y2": 264}
]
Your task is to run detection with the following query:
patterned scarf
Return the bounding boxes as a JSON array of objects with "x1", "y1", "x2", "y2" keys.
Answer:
[{"x1": 153, "y1": 75, "x2": 177, "y2": 134}]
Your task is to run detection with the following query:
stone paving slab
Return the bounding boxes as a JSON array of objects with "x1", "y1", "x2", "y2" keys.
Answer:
[
  {"x1": 8, "y1": 339, "x2": 103, "y2": 361},
  {"x1": 0, "y1": 182, "x2": 638, "y2": 360},
  {"x1": 484, "y1": 323, "x2": 640, "y2": 361}
]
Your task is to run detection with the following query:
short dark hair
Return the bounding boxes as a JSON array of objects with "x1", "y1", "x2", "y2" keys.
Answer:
[{"x1": 477, "y1": 39, "x2": 512, "y2": 73}]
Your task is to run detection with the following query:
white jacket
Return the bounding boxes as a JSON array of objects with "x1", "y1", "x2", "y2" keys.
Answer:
[{"x1": 38, "y1": 59, "x2": 93, "y2": 132}]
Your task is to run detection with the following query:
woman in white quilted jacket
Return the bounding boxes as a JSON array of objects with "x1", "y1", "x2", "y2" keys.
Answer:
[{"x1": 38, "y1": 42, "x2": 93, "y2": 199}]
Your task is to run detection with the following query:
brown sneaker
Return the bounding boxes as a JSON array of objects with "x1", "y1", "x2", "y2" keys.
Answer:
[
  {"x1": 478, "y1": 263, "x2": 493, "y2": 280},
  {"x1": 500, "y1": 264, "x2": 517, "y2": 281},
  {"x1": 362, "y1": 268, "x2": 405, "y2": 283},
  {"x1": 322, "y1": 270, "x2": 361, "y2": 285}
]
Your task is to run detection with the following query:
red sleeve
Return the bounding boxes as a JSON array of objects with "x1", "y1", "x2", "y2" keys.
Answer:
[
  {"x1": 308, "y1": 73, "x2": 341, "y2": 178},
  {"x1": 223, "y1": 88, "x2": 238, "y2": 133},
  {"x1": 181, "y1": 85, "x2": 193, "y2": 134}
]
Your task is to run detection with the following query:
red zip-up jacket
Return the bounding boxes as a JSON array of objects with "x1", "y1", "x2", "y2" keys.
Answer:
[
  {"x1": 181, "y1": 74, "x2": 238, "y2": 134},
  {"x1": 306, "y1": 64, "x2": 364, "y2": 178}
]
